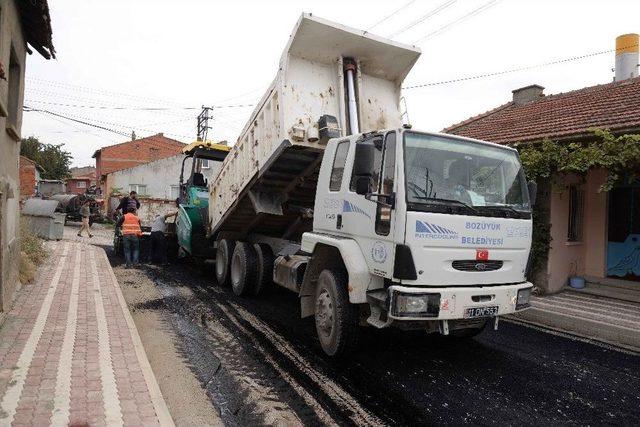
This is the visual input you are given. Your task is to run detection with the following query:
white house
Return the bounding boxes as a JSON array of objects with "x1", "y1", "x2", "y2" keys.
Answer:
[{"x1": 106, "y1": 153, "x2": 222, "y2": 222}]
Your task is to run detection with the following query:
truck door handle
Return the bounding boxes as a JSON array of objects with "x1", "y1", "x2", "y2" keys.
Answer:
[{"x1": 336, "y1": 214, "x2": 342, "y2": 229}]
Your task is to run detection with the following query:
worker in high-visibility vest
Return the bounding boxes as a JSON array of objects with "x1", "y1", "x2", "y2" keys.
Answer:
[{"x1": 116, "y1": 207, "x2": 142, "y2": 267}]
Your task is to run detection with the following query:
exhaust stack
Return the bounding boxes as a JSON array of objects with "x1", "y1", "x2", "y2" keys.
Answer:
[
  {"x1": 615, "y1": 33, "x2": 639, "y2": 81},
  {"x1": 344, "y1": 58, "x2": 359, "y2": 135}
]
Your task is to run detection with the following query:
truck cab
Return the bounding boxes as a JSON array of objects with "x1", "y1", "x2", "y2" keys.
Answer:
[{"x1": 300, "y1": 128, "x2": 534, "y2": 354}]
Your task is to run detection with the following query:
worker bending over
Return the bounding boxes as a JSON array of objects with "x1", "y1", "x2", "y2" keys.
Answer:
[{"x1": 150, "y1": 212, "x2": 177, "y2": 264}]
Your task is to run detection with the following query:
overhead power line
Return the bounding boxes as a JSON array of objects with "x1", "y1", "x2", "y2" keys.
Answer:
[
  {"x1": 402, "y1": 43, "x2": 640, "y2": 90},
  {"x1": 24, "y1": 105, "x2": 197, "y2": 141},
  {"x1": 23, "y1": 99, "x2": 255, "y2": 111},
  {"x1": 367, "y1": 0, "x2": 417, "y2": 31},
  {"x1": 388, "y1": 0, "x2": 457, "y2": 38},
  {"x1": 413, "y1": 0, "x2": 500, "y2": 44},
  {"x1": 24, "y1": 106, "x2": 130, "y2": 137},
  {"x1": 25, "y1": 76, "x2": 189, "y2": 107}
]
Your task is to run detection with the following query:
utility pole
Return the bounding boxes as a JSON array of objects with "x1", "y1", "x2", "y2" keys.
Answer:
[{"x1": 197, "y1": 106, "x2": 212, "y2": 142}]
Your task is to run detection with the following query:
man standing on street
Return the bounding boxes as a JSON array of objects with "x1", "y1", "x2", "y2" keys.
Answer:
[
  {"x1": 115, "y1": 190, "x2": 141, "y2": 215},
  {"x1": 77, "y1": 199, "x2": 93, "y2": 238},
  {"x1": 150, "y1": 212, "x2": 177, "y2": 264},
  {"x1": 117, "y1": 207, "x2": 142, "y2": 268}
]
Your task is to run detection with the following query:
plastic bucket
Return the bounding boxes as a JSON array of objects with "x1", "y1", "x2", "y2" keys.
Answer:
[{"x1": 569, "y1": 276, "x2": 586, "y2": 289}]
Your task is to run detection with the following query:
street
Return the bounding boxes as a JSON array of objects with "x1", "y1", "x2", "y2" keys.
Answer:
[{"x1": 105, "y1": 247, "x2": 640, "y2": 426}]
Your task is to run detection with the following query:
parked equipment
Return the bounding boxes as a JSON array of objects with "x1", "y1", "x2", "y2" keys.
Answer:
[
  {"x1": 174, "y1": 140, "x2": 230, "y2": 259},
  {"x1": 50, "y1": 193, "x2": 104, "y2": 224},
  {"x1": 203, "y1": 14, "x2": 536, "y2": 356}
]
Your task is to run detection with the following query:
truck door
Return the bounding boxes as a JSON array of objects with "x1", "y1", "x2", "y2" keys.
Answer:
[{"x1": 342, "y1": 131, "x2": 398, "y2": 278}]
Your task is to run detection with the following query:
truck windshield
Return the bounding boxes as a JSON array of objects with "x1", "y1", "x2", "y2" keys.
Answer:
[{"x1": 403, "y1": 132, "x2": 531, "y2": 218}]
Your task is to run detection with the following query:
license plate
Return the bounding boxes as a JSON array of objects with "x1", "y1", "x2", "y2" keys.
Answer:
[{"x1": 464, "y1": 306, "x2": 498, "y2": 319}]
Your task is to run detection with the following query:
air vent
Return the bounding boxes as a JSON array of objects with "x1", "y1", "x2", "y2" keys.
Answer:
[{"x1": 452, "y1": 260, "x2": 503, "y2": 272}]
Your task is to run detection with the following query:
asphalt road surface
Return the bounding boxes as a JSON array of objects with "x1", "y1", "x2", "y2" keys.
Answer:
[{"x1": 107, "y1": 252, "x2": 640, "y2": 426}]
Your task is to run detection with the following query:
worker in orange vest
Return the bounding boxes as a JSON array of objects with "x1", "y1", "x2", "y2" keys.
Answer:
[{"x1": 116, "y1": 207, "x2": 142, "y2": 268}]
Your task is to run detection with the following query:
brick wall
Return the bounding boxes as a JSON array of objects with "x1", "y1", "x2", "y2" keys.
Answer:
[
  {"x1": 66, "y1": 178, "x2": 90, "y2": 195},
  {"x1": 94, "y1": 133, "x2": 185, "y2": 193},
  {"x1": 19, "y1": 156, "x2": 37, "y2": 199}
]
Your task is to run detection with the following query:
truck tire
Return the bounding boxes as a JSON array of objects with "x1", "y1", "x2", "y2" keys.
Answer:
[
  {"x1": 253, "y1": 243, "x2": 274, "y2": 296},
  {"x1": 215, "y1": 239, "x2": 235, "y2": 286},
  {"x1": 314, "y1": 269, "x2": 358, "y2": 357},
  {"x1": 230, "y1": 242, "x2": 257, "y2": 296}
]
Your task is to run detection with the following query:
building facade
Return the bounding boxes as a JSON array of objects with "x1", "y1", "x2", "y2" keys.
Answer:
[
  {"x1": 106, "y1": 153, "x2": 222, "y2": 222},
  {"x1": 66, "y1": 177, "x2": 91, "y2": 194},
  {"x1": 92, "y1": 133, "x2": 185, "y2": 194},
  {"x1": 445, "y1": 40, "x2": 640, "y2": 298},
  {"x1": 66, "y1": 165, "x2": 96, "y2": 194},
  {"x1": 0, "y1": 0, "x2": 54, "y2": 314},
  {"x1": 18, "y1": 155, "x2": 42, "y2": 200}
]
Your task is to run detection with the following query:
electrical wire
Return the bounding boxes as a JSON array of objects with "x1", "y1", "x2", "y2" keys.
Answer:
[
  {"x1": 24, "y1": 105, "x2": 198, "y2": 141},
  {"x1": 402, "y1": 43, "x2": 640, "y2": 90},
  {"x1": 24, "y1": 106, "x2": 131, "y2": 137},
  {"x1": 388, "y1": 0, "x2": 457, "y2": 38},
  {"x1": 25, "y1": 76, "x2": 190, "y2": 107},
  {"x1": 367, "y1": 0, "x2": 417, "y2": 31},
  {"x1": 413, "y1": 0, "x2": 500, "y2": 44},
  {"x1": 23, "y1": 99, "x2": 255, "y2": 111}
]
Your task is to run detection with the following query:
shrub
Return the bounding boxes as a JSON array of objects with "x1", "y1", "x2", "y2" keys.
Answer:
[{"x1": 19, "y1": 217, "x2": 48, "y2": 283}]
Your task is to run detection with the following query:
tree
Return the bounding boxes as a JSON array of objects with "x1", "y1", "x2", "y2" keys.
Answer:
[{"x1": 20, "y1": 136, "x2": 72, "y2": 180}]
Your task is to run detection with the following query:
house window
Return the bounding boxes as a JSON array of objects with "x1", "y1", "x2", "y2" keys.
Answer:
[
  {"x1": 170, "y1": 185, "x2": 180, "y2": 199},
  {"x1": 568, "y1": 185, "x2": 584, "y2": 242},
  {"x1": 7, "y1": 46, "x2": 21, "y2": 133},
  {"x1": 201, "y1": 159, "x2": 210, "y2": 169},
  {"x1": 129, "y1": 184, "x2": 147, "y2": 195},
  {"x1": 329, "y1": 141, "x2": 350, "y2": 191},
  {"x1": 76, "y1": 181, "x2": 87, "y2": 189}
]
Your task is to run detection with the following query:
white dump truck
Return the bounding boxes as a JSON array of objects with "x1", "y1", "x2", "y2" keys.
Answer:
[{"x1": 207, "y1": 14, "x2": 535, "y2": 356}]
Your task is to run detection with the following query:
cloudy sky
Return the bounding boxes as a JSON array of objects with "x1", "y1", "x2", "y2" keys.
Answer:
[{"x1": 22, "y1": 0, "x2": 640, "y2": 167}]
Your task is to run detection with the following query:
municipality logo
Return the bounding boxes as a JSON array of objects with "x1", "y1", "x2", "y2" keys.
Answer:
[{"x1": 415, "y1": 220, "x2": 458, "y2": 240}]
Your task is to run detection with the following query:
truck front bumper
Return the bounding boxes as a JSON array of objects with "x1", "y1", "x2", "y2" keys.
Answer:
[{"x1": 386, "y1": 282, "x2": 533, "y2": 322}]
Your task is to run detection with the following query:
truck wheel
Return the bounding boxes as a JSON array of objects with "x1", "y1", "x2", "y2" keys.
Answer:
[
  {"x1": 314, "y1": 269, "x2": 358, "y2": 357},
  {"x1": 253, "y1": 243, "x2": 274, "y2": 296},
  {"x1": 230, "y1": 242, "x2": 257, "y2": 296},
  {"x1": 215, "y1": 239, "x2": 235, "y2": 286}
]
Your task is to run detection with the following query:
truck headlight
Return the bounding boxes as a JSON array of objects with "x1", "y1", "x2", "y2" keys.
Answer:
[
  {"x1": 516, "y1": 287, "x2": 532, "y2": 310},
  {"x1": 391, "y1": 292, "x2": 440, "y2": 318}
]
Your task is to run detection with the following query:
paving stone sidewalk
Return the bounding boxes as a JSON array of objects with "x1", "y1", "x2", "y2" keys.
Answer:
[
  {"x1": 510, "y1": 291, "x2": 640, "y2": 352},
  {"x1": 0, "y1": 240, "x2": 173, "y2": 426}
]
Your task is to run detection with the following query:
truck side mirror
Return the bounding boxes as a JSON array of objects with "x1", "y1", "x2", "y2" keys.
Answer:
[
  {"x1": 527, "y1": 181, "x2": 538, "y2": 207},
  {"x1": 355, "y1": 176, "x2": 371, "y2": 195},
  {"x1": 353, "y1": 142, "x2": 375, "y2": 177}
]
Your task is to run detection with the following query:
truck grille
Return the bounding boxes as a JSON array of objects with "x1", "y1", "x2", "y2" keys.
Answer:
[{"x1": 452, "y1": 260, "x2": 503, "y2": 272}]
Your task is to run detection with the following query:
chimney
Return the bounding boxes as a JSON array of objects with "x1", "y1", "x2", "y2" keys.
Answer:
[
  {"x1": 512, "y1": 84, "x2": 545, "y2": 105},
  {"x1": 614, "y1": 33, "x2": 639, "y2": 81}
]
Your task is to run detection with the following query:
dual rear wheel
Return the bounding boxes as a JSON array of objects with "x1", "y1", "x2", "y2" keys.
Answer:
[
  {"x1": 215, "y1": 238, "x2": 358, "y2": 357},
  {"x1": 215, "y1": 239, "x2": 274, "y2": 297}
]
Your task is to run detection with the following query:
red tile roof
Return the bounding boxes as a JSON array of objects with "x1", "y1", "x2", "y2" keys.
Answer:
[{"x1": 444, "y1": 77, "x2": 640, "y2": 144}]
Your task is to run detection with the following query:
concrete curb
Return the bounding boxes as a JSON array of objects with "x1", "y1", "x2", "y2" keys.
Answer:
[
  {"x1": 510, "y1": 307, "x2": 640, "y2": 353},
  {"x1": 100, "y1": 249, "x2": 175, "y2": 427}
]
